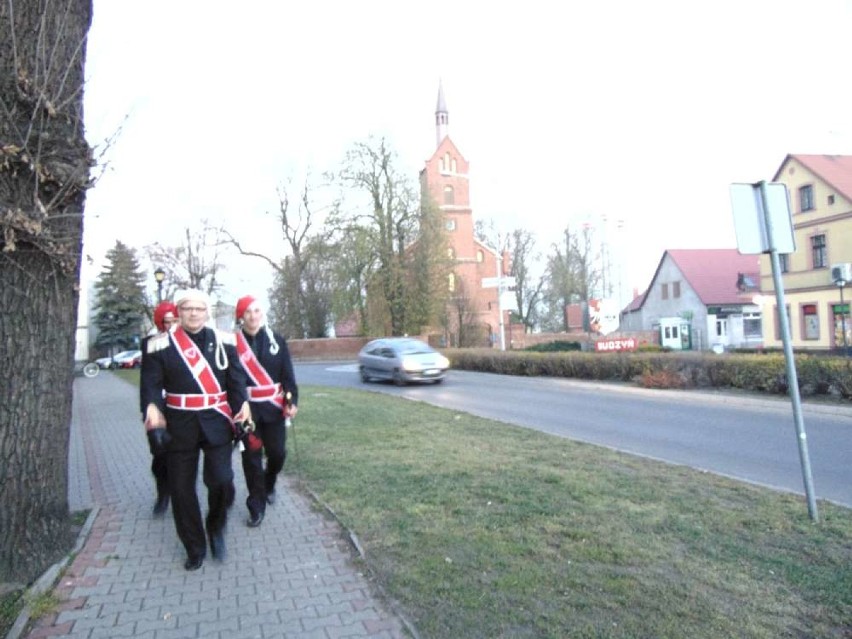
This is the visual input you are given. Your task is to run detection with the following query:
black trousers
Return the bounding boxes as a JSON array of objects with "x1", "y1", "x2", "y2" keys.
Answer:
[
  {"x1": 167, "y1": 441, "x2": 234, "y2": 559},
  {"x1": 240, "y1": 415, "x2": 286, "y2": 517},
  {"x1": 151, "y1": 452, "x2": 168, "y2": 496}
]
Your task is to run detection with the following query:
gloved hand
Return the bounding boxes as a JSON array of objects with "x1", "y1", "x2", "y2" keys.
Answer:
[
  {"x1": 147, "y1": 427, "x2": 172, "y2": 456},
  {"x1": 234, "y1": 420, "x2": 263, "y2": 453}
]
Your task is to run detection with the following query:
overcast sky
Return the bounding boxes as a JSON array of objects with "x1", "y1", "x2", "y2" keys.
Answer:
[{"x1": 82, "y1": 0, "x2": 852, "y2": 308}]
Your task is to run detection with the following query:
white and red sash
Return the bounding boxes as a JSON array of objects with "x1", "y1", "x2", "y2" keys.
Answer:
[
  {"x1": 236, "y1": 331, "x2": 286, "y2": 412},
  {"x1": 165, "y1": 326, "x2": 233, "y2": 422}
]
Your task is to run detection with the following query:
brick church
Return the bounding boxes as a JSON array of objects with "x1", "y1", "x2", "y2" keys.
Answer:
[{"x1": 420, "y1": 83, "x2": 511, "y2": 347}]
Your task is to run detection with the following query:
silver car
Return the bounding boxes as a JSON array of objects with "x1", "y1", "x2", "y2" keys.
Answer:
[{"x1": 358, "y1": 337, "x2": 449, "y2": 386}]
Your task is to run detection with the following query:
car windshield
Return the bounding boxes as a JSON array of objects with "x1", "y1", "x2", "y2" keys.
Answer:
[{"x1": 397, "y1": 341, "x2": 432, "y2": 355}]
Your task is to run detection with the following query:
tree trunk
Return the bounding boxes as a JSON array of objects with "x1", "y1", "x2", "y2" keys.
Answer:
[{"x1": 0, "y1": 0, "x2": 92, "y2": 584}]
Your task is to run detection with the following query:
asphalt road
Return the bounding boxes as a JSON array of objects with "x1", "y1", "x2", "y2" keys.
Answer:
[{"x1": 295, "y1": 361, "x2": 852, "y2": 509}]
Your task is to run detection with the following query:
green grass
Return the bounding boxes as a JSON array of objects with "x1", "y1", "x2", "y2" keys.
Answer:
[{"x1": 289, "y1": 386, "x2": 852, "y2": 639}]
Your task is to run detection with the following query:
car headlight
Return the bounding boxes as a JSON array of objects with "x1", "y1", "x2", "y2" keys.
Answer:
[
  {"x1": 401, "y1": 357, "x2": 419, "y2": 371},
  {"x1": 437, "y1": 355, "x2": 449, "y2": 368}
]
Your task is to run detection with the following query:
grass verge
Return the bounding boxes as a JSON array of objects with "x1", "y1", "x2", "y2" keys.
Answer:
[{"x1": 290, "y1": 385, "x2": 852, "y2": 639}]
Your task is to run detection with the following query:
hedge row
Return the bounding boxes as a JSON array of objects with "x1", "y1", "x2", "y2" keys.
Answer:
[{"x1": 446, "y1": 349, "x2": 852, "y2": 400}]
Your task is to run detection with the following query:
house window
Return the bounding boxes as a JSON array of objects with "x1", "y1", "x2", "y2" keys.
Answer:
[
  {"x1": 811, "y1": 234, "x2": 827, "y2": 269},
  {"x1": 445, "y1": 218, "x2": 456, "y2": 231},
  {"x1": 779, "y1": 253, "x2": 789, "y2": 273},
  {"x1": 448, "y1": 273, "x2": 455, "y2": 292},
  {"x1": 802, "y1": 303, "x2": 819, "y2": 340},
  {"x1": 476, "y1": 249, "x2": 484, "y2": 263},
  {"x1": 715, "y1": 318, "x2": 728, "y2": 338},
  {"x1": 799, "y1": 184, "x2": 814, "y2": 212},
  {"x1": 828, "y1": 194, "x2": 835, "y2": 205},
  {"x1": 443, "y1": 185, "x2": 454, "y2": 205},
  {"x1": 672, "y1": 281, "x2": 681, "y2": 298},
  {"x1": 661, "y1": 283, "x2": 668, "y2": 300}
]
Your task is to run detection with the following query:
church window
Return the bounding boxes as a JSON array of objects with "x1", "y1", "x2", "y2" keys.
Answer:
[
  {"x1": 447, "y1": 247, "x2": 455, "y2": 259},
  {"x1": 476, "y1": 249, "x2": 484, "y2": 263},
  {"x1": 444, "y1": 185, "x2": 454, "y2": 205},
  {"x1": 445, "y1": 218, "x2": 456, "y2": 231},
  {"x1": 448, "y1": 273, "x2": 456, "y2": 292},
  {"x1": 451, "y1": 158, "x2": 457, "y2": 172},
  {"x1": 443, "y1": 153, "x2": 451, "y2": 174}
]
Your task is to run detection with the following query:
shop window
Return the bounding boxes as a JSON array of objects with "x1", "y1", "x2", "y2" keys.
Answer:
[
  {"x1": 743, "y1": 313, "x2": 762, "y2": 339},
  {"x1": 802, "y1": 303, "x2": 819, "y2": 340}
]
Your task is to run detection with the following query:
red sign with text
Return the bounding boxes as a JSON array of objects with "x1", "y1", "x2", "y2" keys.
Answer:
[{"x1": 594, "y1": 338, "x2": 637, "y2": 353}]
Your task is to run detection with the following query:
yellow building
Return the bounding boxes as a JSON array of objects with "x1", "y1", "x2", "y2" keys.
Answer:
[{"x1": 759, "y1": 154, "x2": 852, "y2": 351}]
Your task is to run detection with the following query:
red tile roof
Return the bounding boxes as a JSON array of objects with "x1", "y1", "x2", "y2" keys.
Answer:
[
  {"x1": 773, "y1": 154, "x2": 852, "y2": 202},
  {"x1": 665, "y1": 249, "x2": 761, "y2": 305}
]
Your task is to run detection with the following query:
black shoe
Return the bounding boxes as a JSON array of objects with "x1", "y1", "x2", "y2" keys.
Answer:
[
  {"x1": 266, "y1": 491, "x2": 276, "y2": 505},
  {"x1": 208, "y1": 530, "x2": 227, "y2": 562},
  {"x1": 246, "y1": 511, "x2": 264, "y2": 528},
  {"x1": 184, "y1": 555, "x2": 204, "y2": 571},
  {"x1": 152, "y1": 494, "x2": 169, "y2": 517}
]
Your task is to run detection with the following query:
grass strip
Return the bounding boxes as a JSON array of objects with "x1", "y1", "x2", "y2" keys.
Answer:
[{"x1": 290, "y1": 385, "x2": 852, "y2": 639}]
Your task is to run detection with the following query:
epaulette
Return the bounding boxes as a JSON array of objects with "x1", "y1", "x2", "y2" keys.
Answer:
[
  {"x1": 147, "y1": 332, "x2": 171, "y2": 354},
  {"x1": 215, "y1": 329, "x2": 236, "y2": 346}
]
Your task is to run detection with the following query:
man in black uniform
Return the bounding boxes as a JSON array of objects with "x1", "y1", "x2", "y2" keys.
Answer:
[
  {"x1": 234, "y1": 295, "x2": 299, "y2": 527},
  {"x1": 141, "y1": 289, "x2": 251, "y2": 571},
  {"x1": 140, "y1": 301, "x2": 177, "y2": 517}
]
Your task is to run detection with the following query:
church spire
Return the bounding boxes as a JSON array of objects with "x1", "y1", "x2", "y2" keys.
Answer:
[{"x1": 435, "y1": 80, "x2": 448, "y2": 147}]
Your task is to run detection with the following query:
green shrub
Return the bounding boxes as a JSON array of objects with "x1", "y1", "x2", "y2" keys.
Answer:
[{"x1": 444, "y1": 348, "x2": 852, "y2": 400}]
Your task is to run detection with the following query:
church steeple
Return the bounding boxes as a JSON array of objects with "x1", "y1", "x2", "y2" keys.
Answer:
[{"x1": 435, "y1": 80, "x2": 448, "y2": 147}]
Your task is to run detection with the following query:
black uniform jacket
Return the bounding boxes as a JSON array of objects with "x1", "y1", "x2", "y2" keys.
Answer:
[
  {"x1": 141, "y1": 327, "x2": 249, "y2": 450},
  {"x1": 241, "y1": 327, "x2": 299, "y2": 424}
]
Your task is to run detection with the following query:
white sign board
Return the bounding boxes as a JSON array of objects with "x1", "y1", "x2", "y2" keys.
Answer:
[
  {"x1": 730, "y1": 182, "x2": 796, "y2": 254},
  {"x1": 481, "y1": 276, "x2": 516, "y2": 289}
]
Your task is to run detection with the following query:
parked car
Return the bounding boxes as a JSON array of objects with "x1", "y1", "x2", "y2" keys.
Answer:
[
  {"x1": 95, "y1": 349, "x2": 142, "y2": 369},
  {"x1": 114, "y1": 349, "x2": 142, "y2": 368},
  {"x1": 358, "y1": 337, "x2": 449, "y2": 386}
]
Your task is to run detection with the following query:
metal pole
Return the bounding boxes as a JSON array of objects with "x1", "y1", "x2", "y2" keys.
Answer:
[
  {"x1": 760, "y1": 182, "x2": 819, "y2": 522},
  {"x1": 840, "y1": 283, "x2": 848, "y2": 355},
  {"x1": 157, "y1": 281, "x2": 163, "y2": 304}
]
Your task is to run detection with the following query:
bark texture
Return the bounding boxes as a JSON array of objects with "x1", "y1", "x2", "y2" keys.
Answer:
[{"x1": 0, "y1": 0, "x2": 92, "y2": 584}]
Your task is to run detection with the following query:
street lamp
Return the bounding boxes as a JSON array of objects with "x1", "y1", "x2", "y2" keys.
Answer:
[{"x1": 154, "y1": 268, "x2": 165, "y2": 303}]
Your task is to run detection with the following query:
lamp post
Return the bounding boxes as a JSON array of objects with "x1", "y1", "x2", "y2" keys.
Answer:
[
  {"x1": 838, "y1": 278, "x2": 849, "y2": 355},
  {"x1": 154, "y1": 268, "x2": 165, "y2": 303}
]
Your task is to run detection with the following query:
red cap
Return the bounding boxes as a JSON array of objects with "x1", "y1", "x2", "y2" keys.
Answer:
[
  {"x1": 153, "y1": 301, "x2": 177, "y2": 332},
  {"x1": 235, "y1": 295, "x2": 257, "y2": 320}
]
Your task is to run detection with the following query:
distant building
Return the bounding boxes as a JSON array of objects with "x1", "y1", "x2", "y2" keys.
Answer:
[
  {"x1": 757, "y1": 154, "x2": 852, "y2": 351},
  {"x1": 419, "y1": 83, "x2": 510, "y2": 347},
  {"x1": 620, "y1": 249, "x2": 762, "y2": 350}
]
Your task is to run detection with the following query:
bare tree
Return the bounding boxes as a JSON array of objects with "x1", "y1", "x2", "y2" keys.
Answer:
[
  {"x1": 0, "y1": 0, "x2": 93, "y2": 583},
  {"x1": 448, "y1": 278, "x2": 486, "y2": 347},
  {"x1": 224, "y1": 178, "x2": 333, "y2": 338},
  {"x1": 509, "y1": 228, "x2": 545, "y2": 332},
  {"x1": 145, "y1": 221, "x2": 228, "y2": 299},
  {"x1": 541, "y1": 224, "x2": 602, "y2": 332}
]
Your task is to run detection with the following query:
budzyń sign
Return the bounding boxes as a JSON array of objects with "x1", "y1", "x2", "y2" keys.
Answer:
[{"x1": 594, "y1": 337, "x2": 637, "y2": 352}]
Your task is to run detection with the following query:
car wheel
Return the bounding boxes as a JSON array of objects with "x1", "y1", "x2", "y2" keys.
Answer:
[
  {"x1": 360, "y1": 367, "x2": 370, "y2": 383},
  {"x1": 392, "y1": 370, "x2": 406, "y2": 387},
  {"x1": 433, "y1": 378, "x2": 444, "y2": 384}
]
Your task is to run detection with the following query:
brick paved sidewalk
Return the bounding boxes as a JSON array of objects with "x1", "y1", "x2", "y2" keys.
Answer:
[{"x1": 24, "y1": 373, "x2": 410, "y2": 639}]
